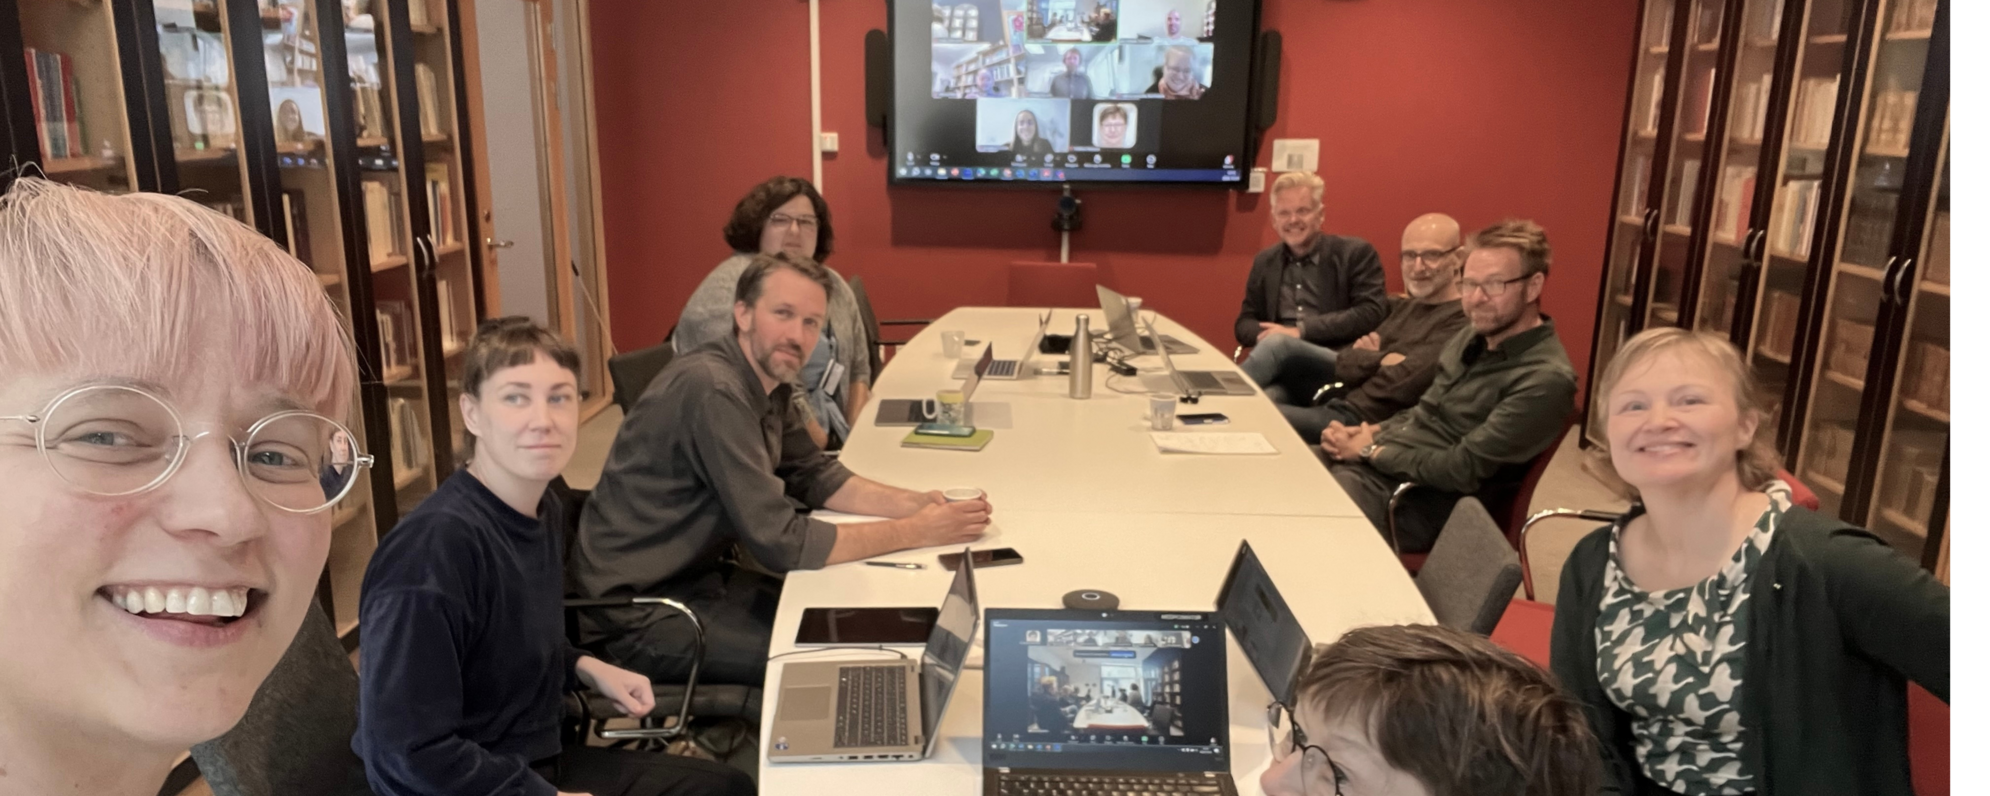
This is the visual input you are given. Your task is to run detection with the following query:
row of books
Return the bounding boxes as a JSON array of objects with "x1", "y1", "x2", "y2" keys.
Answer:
[
  {"x1": 23, "y1": 48, "x2": 85, "y2": 160},
  {"x1": 1806, "y1": 422, "x2": 1856, "y2": 487},
  {"x1": 386, "y1": 396, "x2": 429, "y2": 483},
  {"x1": 1789, "y1": 76, "x2": 1841, "y2": 148},
  {"x1": 354, "y1": 82, "x2": 389, "y2": 141},
  {"x1": 415, "y1": 63, "x2": 445, "y2": 139},
  {"x1": 424, "y1": 162, "x2": 457, "y2": 246},
  {"x1": 1671, "y1": 159, "x2": 1701, "y2": 227},
  {"x1": 1889, "y1": 0, "x2": 1939, "y2": 34},
  {"x1": 1902, "y1": 342, "x2": 1948, "y2": 415},
  {"x1": 1879, "y1": 429, "x2": 1943, "y2": 528},
  {"x1": 362, "y1": 180, "x2": 405, "y2": 264},
  {"x1": 437, "y1": 277, "x2": 462, "y2": 352},
  {"x1": 1681, "y1": 67, "x2": 1716, "y2": 137},
  {"x1": 1923, "y1": 213, "x2": 1949, "y2": 285},
  {"x1": 376, "y1": 300, "x2": 417, "y2": 376},
  {"x1": 1768, "y1": 179, "x2": 1820, "y2": 258},
  {"x1": 1865, "y1": 88, "x2": 1918, "y2": 154},
  {"x1": 1727, "y1": 72, "x2": 1772, "y2": 142},
  {"x1": 1623, "y1": 154, "x2": 1651, "y2": 215},
  {"x1": 1825, "y1": 317, "x2": 1875, "y2": 384},
  {"x1": 1710, "y1": 165, "x2": 1757, "y2": 244},
  {"x1": 279, "y1": 191, "x2": 314, "y2": 268},
  {"x1": 1745, "y1": 0, "x2": 1786, "y2": 41},
  {"x1": 1840, "y1": 189, "x2": 1900, "y2": 267},
  {"x1": 1757, "y1": 290, "x2": 1801, "y2": 361}
]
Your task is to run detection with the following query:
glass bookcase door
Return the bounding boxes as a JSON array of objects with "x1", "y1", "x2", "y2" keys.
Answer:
[
  {"x1": 1739, "y1": 0, "x2": 1857, "y2": 442},
  {"x1": 153, "y1": 0, "x2": 252, "y2": 223},
  {"x1": 16, "y1": 0, "x2": 136, "y2": 190},
  {"x1": 1691, "y1": 0, "x2": 1786, "y2": 339},
  {"x1": 1588, "y1": 0, "x2": 1678, "y2": 444},
  {"x1": 1792, "y1": 0, "x2": 1937, "y2": 515},
  {"x1": 1864, "y1": 136, "x2": 1945, "y2": 561},
  {"x1": 348, "y1": 0, "x2": 440, "y2": 514},
  {"x1": 406, "y1": 0, "x2": 476, "y2": 465},
  {"x1": 261, "y1": 0, "x2": 377, "y2": 638},
  {"x1": 1646, "y1": 0, "x2": 1727, "y2": 330}
]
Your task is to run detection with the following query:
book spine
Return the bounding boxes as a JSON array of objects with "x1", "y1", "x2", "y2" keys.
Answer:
[
  {"x1": 58, "y1": 53, "x2": 81, "y2": 157},
  {"x1": 36, "y1": 51, "x2": 66, "y2": 159},
  {"x1": 23, "y1": 49, "x2": 50, "y2": 160}
]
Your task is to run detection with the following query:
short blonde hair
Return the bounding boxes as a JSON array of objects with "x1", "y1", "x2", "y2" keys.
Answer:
[
  {"x1": 1592, "y1": 327, "x2": 1782, "y2": 498},
  {"x1": 1270, "y1": 171, "x2": 1324, "y2": 206},
  {"x1": 1468, "y1": 218, "x2": 1552, "y2": 278},
  {"x1": 0, "y1": 178, "x2": 356, "y2": 420}
]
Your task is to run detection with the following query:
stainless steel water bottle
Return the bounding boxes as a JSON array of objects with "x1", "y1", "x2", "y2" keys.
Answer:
[{"x1": 1070, "y1": 314, "x2": 1093, "y2": 399}]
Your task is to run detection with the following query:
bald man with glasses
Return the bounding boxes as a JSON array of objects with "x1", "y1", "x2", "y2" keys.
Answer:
[
  {"x1": 1320, "y1": 219, "x2": 1577, "y2": 554},
  {"x1": 1270, "y1": 213, "x2": 1470, "y2": 442}
]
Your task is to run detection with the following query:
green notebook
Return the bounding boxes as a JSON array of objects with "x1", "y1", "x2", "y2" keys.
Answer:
[{"x1": 901, "y1": 427, "x2": 995, "y2": 451}]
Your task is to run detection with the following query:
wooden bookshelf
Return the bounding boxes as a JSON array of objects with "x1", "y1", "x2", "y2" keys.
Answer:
[
  {"x1": 356, "y1": 135, "x2": 391, "y2": 148},
  {"x1": 411, "y1": 23, "x2": 440, "y2": 35},
  {"x1": 1810, "y1": 33, "x2": 1849, "y2": 44},
  {"x1": 43, "y1": 155, "x2": 121, "y2": 174},
  {"x1": 1879, "y1": 507, "x2": 1928, "y2": 537},
  {"x1": 175, "y1": 147, "x2": 236, "y2": 163},
  {"x1": 1822, "y1": 369, "x2": 1865, "y2": 392},
  {"x1": 435, "y1": 241, "x2": 467, "y2": 257},
  {"x1": 393, "y1": 464, "x2": 425, "y2": 491},
  {"x1": 1663, "y1": 224, "x2": 1693, "y2": 236},
  {"x1": 383, "y1": 363, "x2": 415, "y2": 384},
  {"x1": 1900, "y1": 398, "x2": 1948, "y2": 423},
  {"x1": 1866, "y1": 146, "x2": 1912, "y2": 159},
  {"x1": 422, "y1": 132, "x2": 448, "y2": 144},
  {"x1": 316, "y1": 272, "x2": 342, "y2": 287},
  {"x1": 371, "y1": 254, "x2": 410, "y2": 273},
  {"x1": 1806, "y1": 470, "x2": 1846, "y2": 495},
  {"x1": 1836, "y1": 261, "x2": 1886, "y2": 281},
  {"x1": 1754, "y1": 345, "x2": 1791, "y2": 365},
  {"x1": 1884, "y1": 29, "x2": 1932, "y2": 41}
]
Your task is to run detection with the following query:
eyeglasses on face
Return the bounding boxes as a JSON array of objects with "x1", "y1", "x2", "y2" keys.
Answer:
[
  {"x1": 0, "y1": 383, "x2": 373, "y2": 514},
  {"x1": 1267, "y1": 702, "x2": 1345, "y2": 796},
  {"x1": 1457, "y1": 273, "x2": 1531, "y2": 297},
  {"x1": 1401, "y1": 246, "x2": 1460, "y2": 264},
  {"x1": 767, "y1": 213, "x2": 819, "y2": 231}
]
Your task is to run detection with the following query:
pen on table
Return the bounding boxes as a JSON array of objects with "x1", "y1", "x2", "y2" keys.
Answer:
[{"x1": 866, "y1": 560, "x2": 925, "y2": 570}]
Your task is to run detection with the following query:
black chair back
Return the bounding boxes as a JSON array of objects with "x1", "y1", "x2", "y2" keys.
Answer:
[
  {"x1": 1415, "y1": 498, "x2": 1524, "y2": 635},
  {"x1": 608, "y1": 343, "x2": 674, "y2": 414},
  {"x1": 191, "y1": 602, "x2": 375, "y2": 796},
  {"x1": 848, "y1": 275, "x2": 885, "y2": 380}
]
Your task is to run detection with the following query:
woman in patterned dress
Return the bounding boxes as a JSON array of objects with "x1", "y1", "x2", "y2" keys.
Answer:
[{"x1": 1550, "y1": 327, "x2": 1947, "y2": 795}]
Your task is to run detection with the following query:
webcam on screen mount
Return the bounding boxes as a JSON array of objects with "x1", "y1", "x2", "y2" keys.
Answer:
[{"x1": 1052, "y1": 184, "x2": 1082, "y2": 233}]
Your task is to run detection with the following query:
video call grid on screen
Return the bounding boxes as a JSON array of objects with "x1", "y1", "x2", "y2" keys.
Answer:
[
  {"x1": 892, "y1": 0, "x2": 1255, "y2": 186},
  {"x1": 983, "y1": 612, "x2": 1230, "y2": 772}
]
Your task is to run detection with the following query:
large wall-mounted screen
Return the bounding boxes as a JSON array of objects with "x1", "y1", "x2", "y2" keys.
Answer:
[{"x1": 890, "y1": 0, "x2": 1257, "y2": 186}]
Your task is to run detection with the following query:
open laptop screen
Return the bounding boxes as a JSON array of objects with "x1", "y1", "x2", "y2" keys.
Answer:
[
  {"x1": 982, "y1": 609, "x2": 1229, "y2": 772},
  {"x1": 1215, "y1": 541, "x2": 1312, "y2": 707},
  {"x1": 917, "y1": 552, "x2": 979, "y2": 752}
]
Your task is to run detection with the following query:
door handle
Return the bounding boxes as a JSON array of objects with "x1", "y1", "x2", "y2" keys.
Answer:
[
  {"x1": 486, "y1": 237, "x2": 515, "y2": 249},
  {"x1": 1643, "y1": 208, "x2": 1660, "y2": 239},
  {"x1": 1889, "y1": 257, "x2": 1916, "y2": 304}
]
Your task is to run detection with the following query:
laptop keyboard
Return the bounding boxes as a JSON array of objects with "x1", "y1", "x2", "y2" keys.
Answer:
[
  {"x1": 991, "y1": 772, "x2": 1229, "y2": 796},
  {"x1": 1184, "y1": 371, "x2": 1226, "y2": 391},
  {"x1": 986, "y1": 360, "x2": 1019, "y2": 378},
  {"x1": 834, "y1": 665, "x2": 909, "y2": 748}
]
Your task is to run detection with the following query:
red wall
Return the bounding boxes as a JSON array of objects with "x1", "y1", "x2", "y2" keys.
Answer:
[{"x1": 591, "y1": 0, "x2": 1636, "y2": 390}]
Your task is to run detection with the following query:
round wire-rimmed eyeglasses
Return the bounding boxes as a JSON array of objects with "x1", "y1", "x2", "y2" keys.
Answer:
[
  {"x1": 1268, "y1": 701, "x2": 1345, "y2": 796},
  {"x1": 0, "y1": 383, "x2": 374, "y2": 514}
]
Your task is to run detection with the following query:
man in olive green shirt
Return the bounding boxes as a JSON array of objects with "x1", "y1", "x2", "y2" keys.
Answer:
[{"x1": 1321, "y1": 220, "x2": 1577, "y2": 553}]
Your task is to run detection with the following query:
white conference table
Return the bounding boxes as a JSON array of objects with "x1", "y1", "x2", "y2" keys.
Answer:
[
  {"x1": 840, "y1": 308, "x2": 1366, "y2": 519},
  {"x1": 756, "y1": 308, "x2": 1433, "y2": 794},
  {"x1": 756, "y1": 511, "x2": 1433, "y2": 794}
]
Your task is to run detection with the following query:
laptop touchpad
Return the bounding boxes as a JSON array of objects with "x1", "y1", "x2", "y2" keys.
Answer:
[{"x1": 778, "y1": 686, "x2": 833, "y2": 721}]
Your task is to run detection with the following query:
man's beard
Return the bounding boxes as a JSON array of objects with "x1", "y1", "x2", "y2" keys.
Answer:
[
  {"x1": 751, "y1": 334, "x2": 806, "y2": 383},
  {"x1": 1471, "y1": 303, "x2": 1524, "y2": 339}
]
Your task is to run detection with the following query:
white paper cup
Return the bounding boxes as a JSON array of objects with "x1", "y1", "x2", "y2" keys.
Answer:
[
  {"x1": 942, "y1": 330, "x2": 966, "y2": 358},
  {"x1": 942, "y1": 487, "x2": 986, "y2": 503}
]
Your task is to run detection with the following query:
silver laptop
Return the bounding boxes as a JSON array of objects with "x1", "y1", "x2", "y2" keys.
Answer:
[
  {"x1": 984, "y1": 311, "x2": 1051, "y2": 380},
  {"x1": 878, "y1": 346, "x2": 993, "y2": 425},
  {"x1": 768, "y1": 551, "x2": 980, "y2": 763},
  {"x1": 1096, "y1": 285, "x2": 1198, "y2": 356},
  {"x1": 1139, "y1": 314, "x2": 1254, "y2": 397}
]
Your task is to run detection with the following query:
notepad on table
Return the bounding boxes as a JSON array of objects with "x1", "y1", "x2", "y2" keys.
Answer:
[
  {"x1": 902, "y1": 428, "x2": 996, "y2": 451},
  {"x1": 1149, "y1": 431, "x2": 1276, "y2": 455}
]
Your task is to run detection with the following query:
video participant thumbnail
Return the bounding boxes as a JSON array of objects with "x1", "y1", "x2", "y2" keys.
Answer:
[
  {"x1": 1015, "y1": 44, "x2": 1118, "y2": 99},
  {"x1": 932, "y1": 42, "x2": 1026, "y2": 99},
  {"x1": 976, "y1": 98, "x2": 1072, "y2": 159},
  {"x1": 1124, "y1": 43, "x2": 1213, "y2": 99},
  {"x1": 1118, "y1": 0, "x2": 1214, "y2": 45},
  {"x1": 1023, "y1": 0, "x2": 1118, "y2": 43},
  {"x1": 930, "y1": 0, "x2": 1016, "y2": 45}
]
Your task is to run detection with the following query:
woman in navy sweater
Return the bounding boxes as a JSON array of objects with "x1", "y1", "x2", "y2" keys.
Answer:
[{"x1": 355, "y1": 317, "x2": 753, "y2": 796}]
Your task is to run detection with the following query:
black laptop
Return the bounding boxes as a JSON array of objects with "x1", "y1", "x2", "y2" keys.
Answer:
[{"x1": 981, "y1": 609, "x2": 1236, "y2": 796}]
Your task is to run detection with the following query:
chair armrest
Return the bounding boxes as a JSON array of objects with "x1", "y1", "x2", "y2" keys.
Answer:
[
  {"x1": 1233, "y1": 346, "x2": 1249, "y2": 363},
  {"x1": 1386, "y1": 481, "x2": 1419, "y2": 555},
  {"x1": 1514, "y1": 508, "x2": 1622, "y2": 599},
  {"x1": 563, "y1": 596, "x2": 703, "y2": 740}
]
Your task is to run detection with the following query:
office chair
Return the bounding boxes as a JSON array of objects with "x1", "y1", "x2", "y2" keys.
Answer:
[
  {"x1": 1413, "y1": 498, "x2": 1524, "y2": 635},
  {"x1": 608, "y1": 342, "x2": 674, "y2": 415},
  {"x1": 1386, "y1": 417, "x2": 1575, "y2": 599},
  {"x1": 548, "y1": 477, "x2": 762, "y2": 751},
  {"x1": 189, "y1": 602, "x2": 374, "y2": 796},
  {"x1": 849, "y1": 275, "x2": 931, "y2": 374}
]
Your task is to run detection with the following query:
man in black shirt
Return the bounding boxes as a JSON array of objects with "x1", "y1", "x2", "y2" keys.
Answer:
[
  {"x1": 573, "y1": 253, "x2": 993, "y2": 688},
  {"x1": 1235, "y1": 171, "x2": 1389, "y2": 407},
  {"x1": 1275, "y1": 213, "x2": 1469, "y2": 442}
]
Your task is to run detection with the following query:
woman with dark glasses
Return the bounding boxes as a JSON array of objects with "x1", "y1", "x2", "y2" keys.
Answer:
[{"x1": 1261, "y1": 625, "x2": 1600, "y2": 796}]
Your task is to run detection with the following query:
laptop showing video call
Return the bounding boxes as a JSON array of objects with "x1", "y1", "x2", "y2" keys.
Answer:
[
  {"x1": 1215, "y1": 540, "x2": 1313, "y2": 707},
  {"x1": 981, "y1": 609, "x2": 1237, "y2": 796},
  {"x1": 877, "y1": 345, "x2": 994, "y2": 426},
  {"x1": 1140, "y1": 314, "x2": 1255, "y2": 397}
]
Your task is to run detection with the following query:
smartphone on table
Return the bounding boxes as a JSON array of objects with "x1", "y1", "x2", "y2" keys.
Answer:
[
  {"x1": 1179, "y1": 412, "x2": 1230, "y2": 426},
  {"x1": 937, "y1": 547, "x2": 1023, "y2": 571}
]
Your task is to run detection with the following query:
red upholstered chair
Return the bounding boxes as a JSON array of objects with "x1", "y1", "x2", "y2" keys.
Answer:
[
  {"x1": 1389, "y1": 418, "x2": 1576, "y2": 600},
  {"x1": 1007, "y1": 261, "x2": 1100, "y2": 307},
  {"x1": 1910, "y1": 682, "x2": 1949, "y2": 796}
]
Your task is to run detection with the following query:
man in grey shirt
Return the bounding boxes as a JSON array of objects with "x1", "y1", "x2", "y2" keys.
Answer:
[{"x1": 573, "y1": 253, "x2": 993, "y2": 686}]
